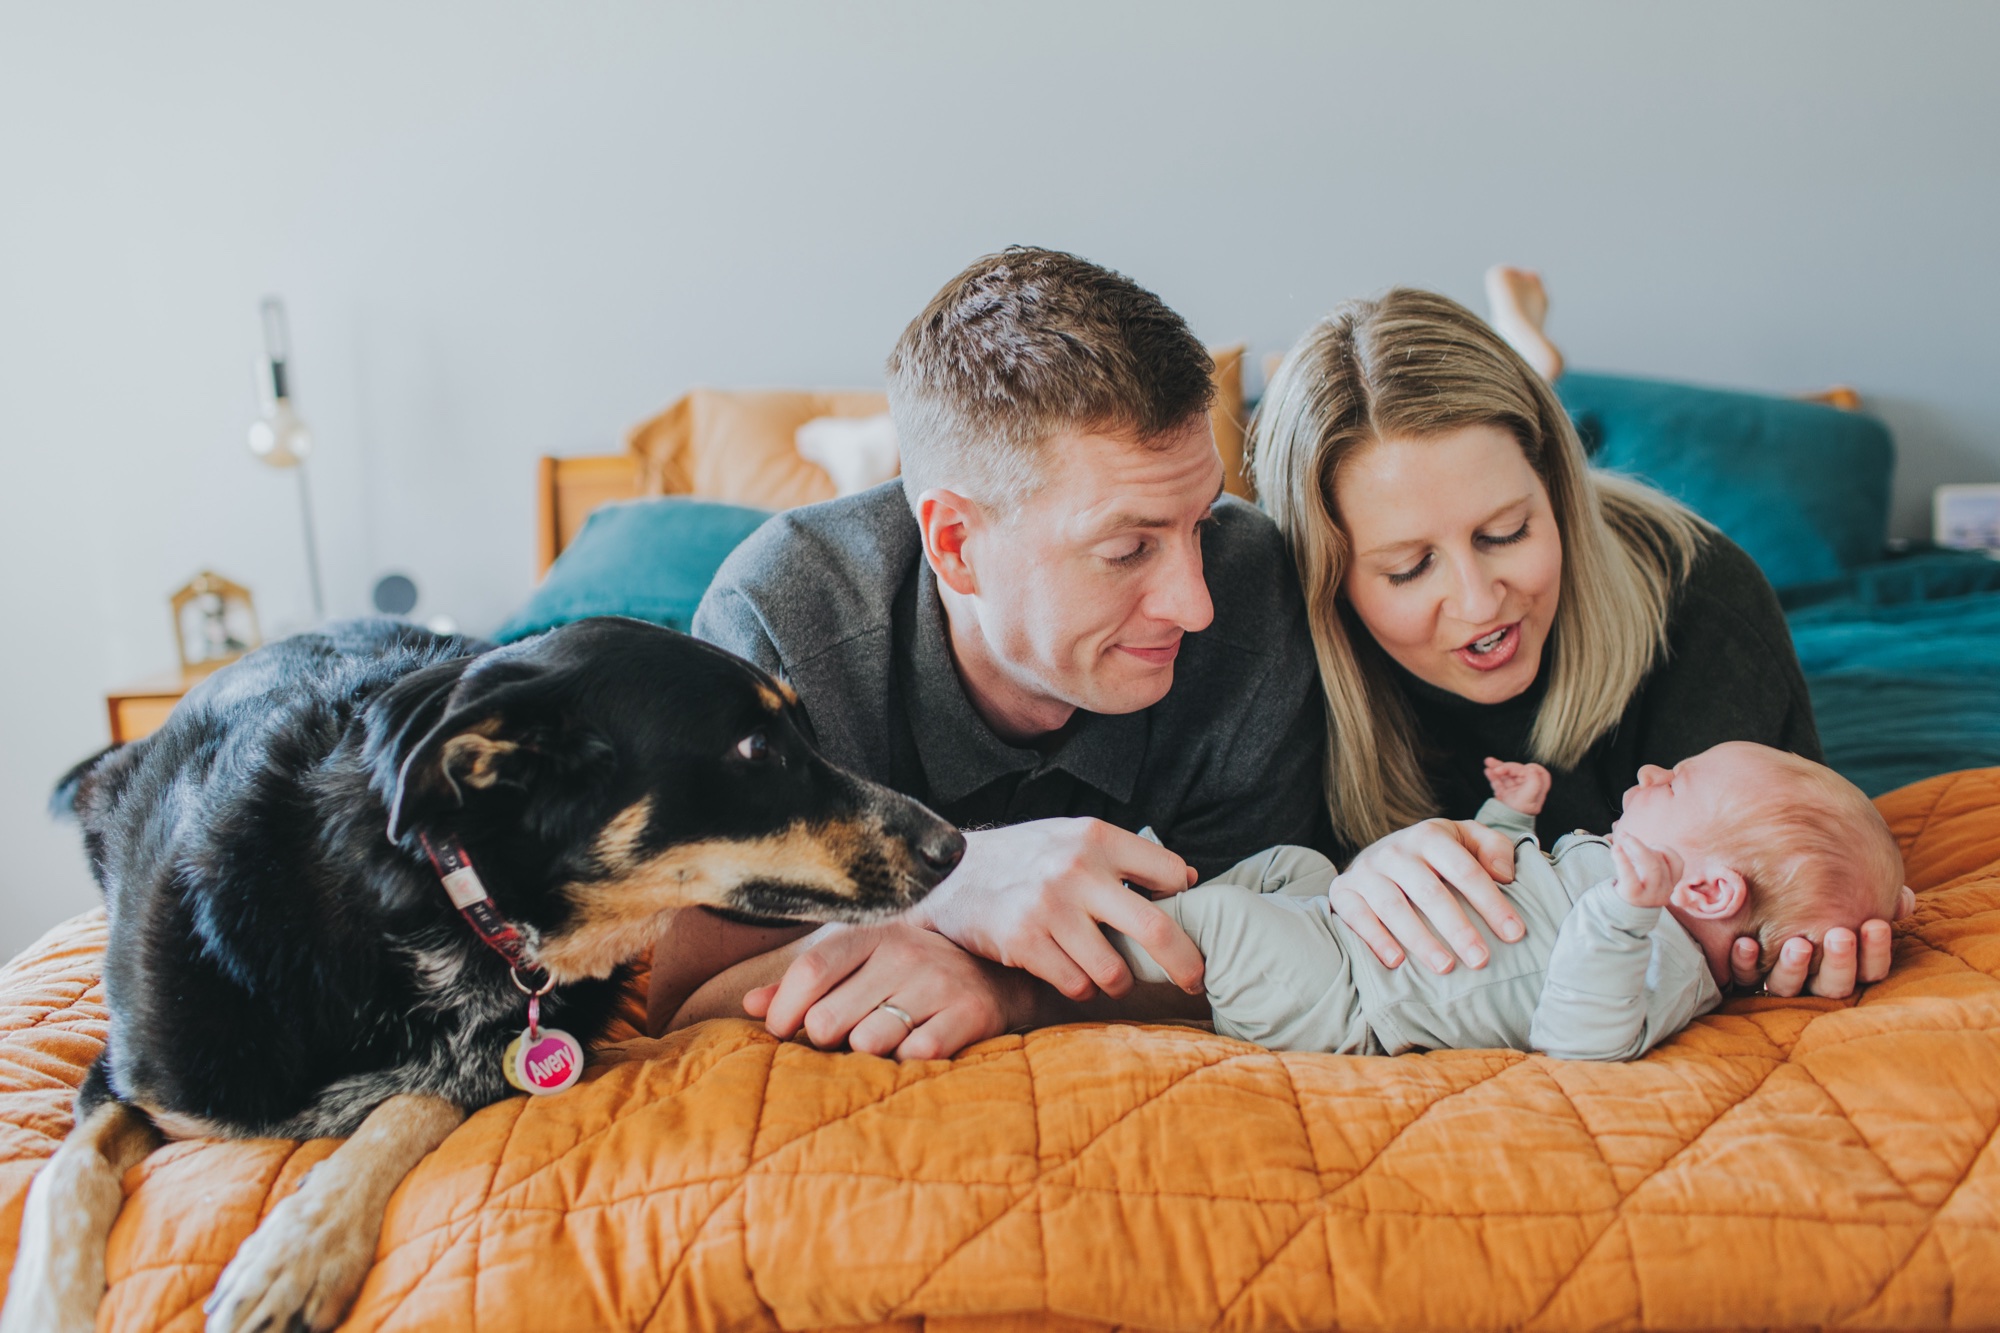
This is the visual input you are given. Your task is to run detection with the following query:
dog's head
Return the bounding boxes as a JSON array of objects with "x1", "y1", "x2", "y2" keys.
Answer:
[{"x1": 364, "y1": 618, "x2": 964, "y2": 981}]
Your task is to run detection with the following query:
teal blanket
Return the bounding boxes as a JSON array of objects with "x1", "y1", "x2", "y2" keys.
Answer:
[{"x1": 1783, "y1": 551, "x2": 2000, "y2": 795}]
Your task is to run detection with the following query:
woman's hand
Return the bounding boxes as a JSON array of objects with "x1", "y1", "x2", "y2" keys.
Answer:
[{"x1": 1329, "y1": 818, "x2": 1525, "y2": 973}]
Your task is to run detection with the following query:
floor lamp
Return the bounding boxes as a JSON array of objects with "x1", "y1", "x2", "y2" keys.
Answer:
[{"x1": 248, "y1": 296, "x2": 326, "y2": 623}]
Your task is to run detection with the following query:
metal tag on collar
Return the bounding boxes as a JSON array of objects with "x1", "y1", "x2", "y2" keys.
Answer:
[
  {"x1": 417, "y1": 832, "x2": 570, "y2": 1088},
  {"x1": 502, "y1": 991, "x2": 584, "y2": 1096}
]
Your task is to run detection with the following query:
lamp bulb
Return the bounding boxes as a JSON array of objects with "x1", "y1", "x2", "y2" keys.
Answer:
[{"x1": 249, "y1": 400, "x2": 312, "y2": 468}]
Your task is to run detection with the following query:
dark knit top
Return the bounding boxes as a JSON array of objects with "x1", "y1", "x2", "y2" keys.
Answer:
[{"x1": 1388, "y1": 533, "x2": 1821, "y2": 845}]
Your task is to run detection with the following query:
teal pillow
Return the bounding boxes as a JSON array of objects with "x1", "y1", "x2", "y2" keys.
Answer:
[
  {"x1": 496, "y1": 497, "x2": 772, "y2": 642},
  {"x1": 1557, "y1": 372, "x2": 1894, "y2": 590}
]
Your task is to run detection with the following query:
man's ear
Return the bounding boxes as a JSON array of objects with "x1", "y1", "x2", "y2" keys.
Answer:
[
  {"x1": 917, "y1": 487, "x2": 985, "y2": 596},
  {"x1": 1671, "y1": 866, "x2": 1749, "y2": 921}
]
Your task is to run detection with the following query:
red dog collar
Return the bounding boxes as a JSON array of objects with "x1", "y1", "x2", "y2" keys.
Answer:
[
  {"x1": 418, "y1": 833, "x2": 552, "y2": 995},
  {"x1": 418, "y1": 832, "x2": 583, "y2": 1096}
]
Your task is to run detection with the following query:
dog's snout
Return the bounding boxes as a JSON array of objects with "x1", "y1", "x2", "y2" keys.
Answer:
[{"x1": 919, "y1": 826, "x2": 966, "y2": 879}]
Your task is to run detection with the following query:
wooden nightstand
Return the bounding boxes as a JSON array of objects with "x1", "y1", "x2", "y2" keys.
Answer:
[{"x1": 105, "y1": 673, "x2": 195, "y2": 744}]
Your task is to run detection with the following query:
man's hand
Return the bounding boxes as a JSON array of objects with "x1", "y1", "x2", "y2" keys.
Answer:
[
  {"x1": 1728, "y1": 918, "x2": 1896, "y2": 998},
  {"x1": 1483, "y1": 757, "x2": 1552, "y2": 816},
  {"x1": 1328, "y1": 818, "x2": 1523, "y2": 973},
  {"x1": 1609, "y1": 832, "x2": 1678, "y2": 909},
  {"x1": 743, "y1": 920, "x2": 1037, "y2": 1060},
  {"x1": 915, "y1": 818, "x2": 1205, "y2": 1001}
]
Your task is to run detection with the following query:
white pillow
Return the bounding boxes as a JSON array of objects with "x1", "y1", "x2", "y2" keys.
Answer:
[{"x1": 795, "y1": 413, "x2": 900, "y2": 497}]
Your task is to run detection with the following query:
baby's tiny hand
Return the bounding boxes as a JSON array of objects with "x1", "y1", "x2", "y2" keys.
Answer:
[
  {"x1": 1610, "y1": 832, "x2": 1679, "y2": 910},
  {"x1": 1484, "y1": 757, "x2": 1553, "y2": 816}
]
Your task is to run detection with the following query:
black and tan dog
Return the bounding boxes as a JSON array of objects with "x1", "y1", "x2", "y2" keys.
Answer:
[{"x1": 0, "y1": 617, "x2": 962, "y2": 1333}]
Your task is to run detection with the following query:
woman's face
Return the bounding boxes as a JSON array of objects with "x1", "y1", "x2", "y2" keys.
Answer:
[{"x1": 1335, "y1": 424, "x2": 1564, "y2": 705}]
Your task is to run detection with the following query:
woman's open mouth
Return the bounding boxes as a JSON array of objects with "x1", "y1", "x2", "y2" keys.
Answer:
[{"x1": 1453, "y1": 622, "x2": 1521, "y2": 672}]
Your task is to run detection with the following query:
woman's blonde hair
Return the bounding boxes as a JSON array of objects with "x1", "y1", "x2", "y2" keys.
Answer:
[{"x1": 1248, "y1": 288, "x2": 1710, "y2": 849}]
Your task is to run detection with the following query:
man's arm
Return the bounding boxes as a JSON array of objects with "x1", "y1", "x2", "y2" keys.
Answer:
[
  {"x1": 673, "y1": 920, "x2": 1208, "y2": 1053},
  {"x1": 647, "y1": 909, "x2": 811, "y2": 1035},
  {"x1": 1160, "y1": 619, "x2": 1331, "y2": 879},
  {"x1": 913, "y1": 818, "x2": 1207, "y2": 1001},
  {"x1": 640, "y1": 576, "x2": 833, "y2": 1036}
]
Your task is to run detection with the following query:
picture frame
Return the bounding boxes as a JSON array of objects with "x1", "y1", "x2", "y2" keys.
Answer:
[{"x1": 170, "y1": 571, "x2": 262, "y2": 677}]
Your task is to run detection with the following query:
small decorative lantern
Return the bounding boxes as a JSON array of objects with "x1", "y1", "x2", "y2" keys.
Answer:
[{"x1": 171, "y1": 571, "x2": 262, "y2": 677}]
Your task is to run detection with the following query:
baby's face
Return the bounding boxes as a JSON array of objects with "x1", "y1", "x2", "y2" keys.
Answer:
[{"x1": 1611, "y1": 743, "x2": 1768, "y2": 871}]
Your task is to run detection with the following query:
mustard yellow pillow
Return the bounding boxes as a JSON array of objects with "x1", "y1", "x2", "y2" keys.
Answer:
[
  {"x1": 1207, "y1": 343, "x2": 1250, "y2": 499},
  {"x1": 628, "y1": 389, "x2": 889, "y2": 510}
]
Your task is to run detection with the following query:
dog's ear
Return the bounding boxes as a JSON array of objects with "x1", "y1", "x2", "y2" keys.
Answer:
[
  {"x1": 49, "y1": 744, "x2": 124, "y2": 821},
  {"x1": 371, "y1": 655, "x2": 614, "y2": 843},
  {"x1": 365, "y1": 657, "x2": 479, "y2": 841}
]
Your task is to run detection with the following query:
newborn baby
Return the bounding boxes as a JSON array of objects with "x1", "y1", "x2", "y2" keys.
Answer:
[{"x1": 1111, "y1": 742, "x2": 1908, "y2": 1060}]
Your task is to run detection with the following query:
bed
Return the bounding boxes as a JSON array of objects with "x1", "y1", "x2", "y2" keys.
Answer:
[
  {"x1": 1, "y1": 768, "x2": 1996, "y2": 1330},
  {"x1": 6, "y1": 370, "x2": 2000, "y2": 1330}
]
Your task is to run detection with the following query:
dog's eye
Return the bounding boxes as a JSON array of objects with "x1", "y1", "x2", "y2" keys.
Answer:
[{"x1": 736, "y1": 731, "x2": 770, "y2": 763}]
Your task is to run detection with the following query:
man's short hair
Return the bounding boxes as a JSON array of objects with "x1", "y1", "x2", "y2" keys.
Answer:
[{"x1": 886, "y1": 247, "x2": 1215, "y2": 511}]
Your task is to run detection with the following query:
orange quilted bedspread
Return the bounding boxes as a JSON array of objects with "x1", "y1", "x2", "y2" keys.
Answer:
[{"x1": 2, "y1": 769, "x2": 1997, "y2": 1332}]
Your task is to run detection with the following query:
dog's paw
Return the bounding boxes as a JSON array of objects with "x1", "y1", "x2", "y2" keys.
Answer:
[
  {"x1": 204, "y1": 1183, "x2": 376, "y2": 1333},
  {"x1": 0, "y1": 1282, "x2": 98, "y2": 1333}
]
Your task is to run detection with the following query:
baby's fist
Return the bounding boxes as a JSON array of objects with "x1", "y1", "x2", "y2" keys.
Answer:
[
  {"x1": 1484, "y1": 757, "x2": 1553, "y2": 816},
  {"x1": 1610, "y1": 832, "x2": 1679, "y2": 910}
]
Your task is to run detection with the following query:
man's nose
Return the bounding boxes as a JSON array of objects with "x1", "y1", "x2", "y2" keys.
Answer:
[{"x1": 1148, "y1": 540, "x2": 1214, "y2": 632}]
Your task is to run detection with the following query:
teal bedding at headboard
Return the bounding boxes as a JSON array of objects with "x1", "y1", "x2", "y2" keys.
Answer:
[
  {"x1": 1781, "y1": 551, "x2": 2000, "y2": 795},
  {"x1": 1556, "y1": 371, "x2": 2000, "y2": 795},
  {"x1": 1558, "y1": 371, "x2": 1895, "y2": 590}
]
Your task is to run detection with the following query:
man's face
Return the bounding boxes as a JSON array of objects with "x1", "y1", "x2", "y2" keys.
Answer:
[{"x1": 960, "y1": 418, "x2": 1224, "y2": 720}]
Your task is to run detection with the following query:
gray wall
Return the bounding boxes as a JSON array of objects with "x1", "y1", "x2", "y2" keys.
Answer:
[{"x1": 3, "y1": 2, "x2": 1996, "y2": 957}]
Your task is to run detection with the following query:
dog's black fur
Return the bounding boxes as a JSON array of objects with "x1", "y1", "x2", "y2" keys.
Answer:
[{"x1": 60, "y1": 616, "x2": 963, "y2": 1140}]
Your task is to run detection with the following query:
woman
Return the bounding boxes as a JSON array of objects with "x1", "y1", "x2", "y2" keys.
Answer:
[{"x1": 1248, "y1": 278, "x2": 1894, "y2": 998}]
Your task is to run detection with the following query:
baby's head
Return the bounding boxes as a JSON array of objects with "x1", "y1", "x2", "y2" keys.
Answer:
[{"x1": 1613, "y1": 742, "x2": 1905, "y2": 968}]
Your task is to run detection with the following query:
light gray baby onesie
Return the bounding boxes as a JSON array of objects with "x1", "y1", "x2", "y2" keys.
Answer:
[{"x1": 1112, "y1": 801, "x2": 1723, "y2": 1060}]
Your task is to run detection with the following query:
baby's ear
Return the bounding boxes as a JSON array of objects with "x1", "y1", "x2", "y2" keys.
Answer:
[
  {"x1": 1895, "y1": 885, "x2": 1917, "y2": 920},
  {"x1": 1673, "y1": 867, "x2": 1749, "y2": 920}
]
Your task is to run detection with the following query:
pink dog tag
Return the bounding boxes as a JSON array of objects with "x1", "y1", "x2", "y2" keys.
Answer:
[
  {"x1": 504, "y1": 1025, "x2": 583, "y2": 1095},
  {"x1": 500, "y1": 995, "x2": 584, "y2": 1096}
]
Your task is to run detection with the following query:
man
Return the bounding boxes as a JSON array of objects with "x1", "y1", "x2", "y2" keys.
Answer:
[{"x1": 647, "y1": 247, "x2": 1328, "y2": 1059}]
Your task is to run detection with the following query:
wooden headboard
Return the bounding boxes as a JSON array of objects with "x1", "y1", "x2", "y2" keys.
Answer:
[{"x1": 536, "y1": 454, "x2": 641, "y2": 576}]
